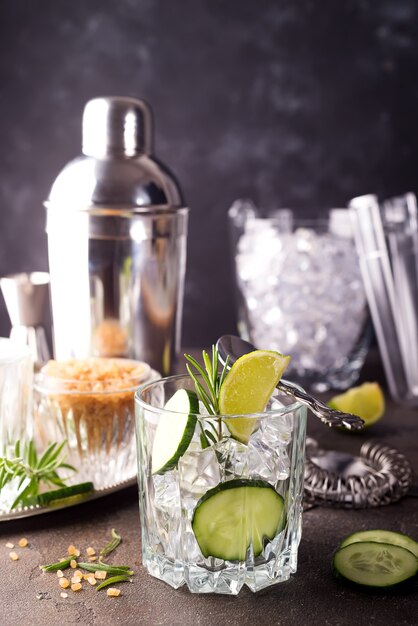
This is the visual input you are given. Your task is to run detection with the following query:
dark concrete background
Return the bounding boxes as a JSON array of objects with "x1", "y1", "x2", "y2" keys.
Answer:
[{"x1": 1, "y1": 0, "x2": 418, "y2": 346}]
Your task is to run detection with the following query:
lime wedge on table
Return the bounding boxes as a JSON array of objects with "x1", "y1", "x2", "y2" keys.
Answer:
[
  {"x1": 219, "y1": 350, "x2": 290, "y2": 444},
  {"x1": 328, "y1": 382, "x2": 385, "y2": 428}
]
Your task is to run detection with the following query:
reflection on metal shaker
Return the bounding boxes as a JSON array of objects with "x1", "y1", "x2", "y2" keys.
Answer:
[{"x1": 45, "y1": 97, "x2": 188, "y2": 375}]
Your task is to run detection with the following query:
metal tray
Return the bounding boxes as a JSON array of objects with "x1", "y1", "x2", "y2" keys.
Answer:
[
  {"x1": 0, "y1": 367, "x2": 163, "y2": 522},
  {"x1": 0, "y1": 475, "x2": 137, "y2": 522}
]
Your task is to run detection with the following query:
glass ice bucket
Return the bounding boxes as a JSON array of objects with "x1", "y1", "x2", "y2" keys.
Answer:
[
  {"x1": 229, "y1": 203, "x2": 371, "y2": 391},
  {"x1": 135, "y1": 374, "x2": 307, "y2": 595}
]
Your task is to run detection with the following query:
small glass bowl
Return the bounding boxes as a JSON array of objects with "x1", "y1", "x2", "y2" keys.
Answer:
[{"x1": 33, "y1": 358, "x2": 151, "y2": 489}]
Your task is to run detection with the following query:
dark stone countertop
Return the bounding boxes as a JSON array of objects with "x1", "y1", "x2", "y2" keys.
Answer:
[{"x1": 1, "y1": 350, "x2": 418, "y2": 626}]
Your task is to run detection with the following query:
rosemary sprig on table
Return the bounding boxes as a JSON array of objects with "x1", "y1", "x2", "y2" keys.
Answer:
[
  {"x1": 40, "y1": 529, "x2": 134, "y2": 593},
  {"x1": 40, "y1": 557, "x2": 133, "y2": 576},
  {"x1": 40, "y1": 556, "x2": 74, "y2": 572},
  {"x1": 40, "y1": 559, "x2": 133, "y2": 591},
  {"x1": 78, "y1": 562, "x2": 134, "y2": 576},
  {"x1": 100, "y1": 528, "x2": 122, "y2": 557},
  {"x1": 185, "y1": 346, "x2": 230, "y2": 446},
  {"x1": 96, "y1": 575, "x2": 132, "y2": 591},
  {"x1": 0, "y1": 440, "x2": 76, "y2": 509}
]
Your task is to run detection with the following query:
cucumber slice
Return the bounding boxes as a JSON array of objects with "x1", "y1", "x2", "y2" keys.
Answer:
[
  {"x1": 151, "y1": 389, "x2": 198, "y2": 475},
  {"x1": 21, "y1": 482, "x2": 94, "y2": 507},
  {"x1": 333, "y1": 542, "x2": 418, "y2": 589},
  {"x1": 340, "y1": 529, "x2": 418, "y2": 559},
  {"x1": 192, "y1": 478, "x2": 284, "y2": 561}
]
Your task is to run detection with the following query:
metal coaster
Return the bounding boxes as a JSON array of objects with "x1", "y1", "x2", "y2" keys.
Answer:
[{"x1": 304, "y1": 438, "x2": 413, "y2": 508}]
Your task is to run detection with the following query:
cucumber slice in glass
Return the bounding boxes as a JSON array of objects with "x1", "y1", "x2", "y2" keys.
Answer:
[
  {"x1": 340, "y1": 529, "x2": 418, "y2": 559},
  {"x1": 151, "y1": 389, "x2": 198, "y2": 475},
  {"x1": 333, "y1": 541, "x2": 418, "y2": 589},
  {"x1": 192, "y1": 478, "x2": 284, "y2": 561}
]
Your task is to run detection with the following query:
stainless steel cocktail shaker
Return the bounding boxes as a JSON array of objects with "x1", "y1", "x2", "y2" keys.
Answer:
[{"x1": 45, "y1": 97, "x2": 188, "y2": 375}]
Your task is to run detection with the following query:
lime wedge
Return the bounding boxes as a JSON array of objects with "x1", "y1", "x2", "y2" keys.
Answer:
[
  {"x1": 328, "y1": 382, "x2": 385, "y2": 428},
  {"x1": 219, "y1": 350, "x2": 290, "y2": 444}
]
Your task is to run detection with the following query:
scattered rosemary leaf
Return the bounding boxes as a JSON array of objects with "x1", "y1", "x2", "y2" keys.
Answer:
[
  {"x1": 100, "y1": 529, "x2": 121, "y2": 557},
  {"x1": 96, "y1": 575, "x2": 132, "y2": 591},
  {"x1": 78, "y1": 562, "x2": 133, "y2": 576},
  {"x1": 40, "y1": 556, "x2": 73, "y2": 572}
]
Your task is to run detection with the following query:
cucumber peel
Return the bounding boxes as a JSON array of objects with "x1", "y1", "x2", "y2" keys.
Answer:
[
  {"x1": 151, "y1": 389, "x2": 198, "y2": 474},
  {"x1": 340, "y1": 529, "x2": 418, "y2": 559}
]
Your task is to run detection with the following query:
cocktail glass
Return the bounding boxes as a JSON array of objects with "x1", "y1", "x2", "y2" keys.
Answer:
[
  {"x1": 0, "y1": 338, "x2": 33, "y2": 511},
  {"x1": 135, "y1": 374, "x2": 307, "y2": 595}
]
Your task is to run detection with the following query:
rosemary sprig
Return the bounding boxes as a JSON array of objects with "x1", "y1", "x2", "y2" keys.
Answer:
[
  {"x1": 78, "y1": 562, "x2": 134, "y2": 576},
  {"x1": 40, "y1": 556, "x2": 73, "y2": 572},
  {"x1": 96, "y1": 575, "x2": 132, "y2": 591},
  {"x1": 0, "y1": 440, "x2": 76, "y2": 509},
  {"x1": 185, "y1": 346, "x2": 230, "y2": 444},
  {"x1": 100, "y1": 528, "x2": 121, "y2": 557},
  {"x1": 185, "y1": 346, "x2": 229, "y2": 414},
  {"x1": 41, "y1": 558, "x2": 133, "y2": 576},
  {"x1": 40, "y1": 557, "x2": 134, "y2": 577}
]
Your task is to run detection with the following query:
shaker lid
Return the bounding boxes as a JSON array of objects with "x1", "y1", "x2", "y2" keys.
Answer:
[
  {"x1": 82, "y1": 97, "x2": 152, "y2": 158},
  {"x1": 46, "y1": 96, "x2": 184, "y2": 211}
]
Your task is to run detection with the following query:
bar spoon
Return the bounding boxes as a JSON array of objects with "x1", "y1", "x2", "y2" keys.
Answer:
[{"x1": 216, "y1": 335, "x2": 365, "y2": 431}]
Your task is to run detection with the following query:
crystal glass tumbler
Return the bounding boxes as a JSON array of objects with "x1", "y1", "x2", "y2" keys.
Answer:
[
  {"x1": 135, "y1": 374, "x2": 307, "y2": 595},
  {"x1": 0, "y1": 338, "x2": 33, "y2": 511},
  {"x1": 229, "y1": 202, "x2": 371, "y2": 391},
  {"x1": 0, "y1": 338, "x2": 33, "y2": 454}
]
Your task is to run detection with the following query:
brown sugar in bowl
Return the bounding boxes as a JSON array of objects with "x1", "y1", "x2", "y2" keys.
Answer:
[{"x1": 34, "y1": 358, "x2": 151, "y2": 489}]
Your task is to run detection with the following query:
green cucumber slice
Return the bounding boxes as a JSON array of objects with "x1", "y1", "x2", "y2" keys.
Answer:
[
  {"x1": 192, "y1": 478, "x2": 284, "y2": 561},
  {"x1": 21, "y1": 482, "x2": 94, "y2": 507},
  {"x1": 333, "y1": 541, "x2": 418, "y2": 589},
  {"x1": 340, "y1": 529, "x2": 418, "y2": 559},
  {"x1": 151, "y1": 389, "x2": 198, "y2": 475}
]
